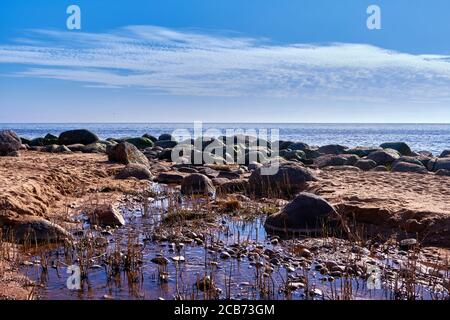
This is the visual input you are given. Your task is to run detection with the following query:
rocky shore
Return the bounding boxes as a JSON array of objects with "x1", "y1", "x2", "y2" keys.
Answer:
[{"x1": 0, "y1": 128, "x2": 449, "y2": 299}]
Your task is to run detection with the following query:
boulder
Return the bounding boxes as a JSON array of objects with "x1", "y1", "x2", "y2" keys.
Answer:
[
  {"x1": 125, "y1": 137, "x2": 154, "y2": 149},
  {"x1": 249, "y1": 162, "x2": 316, "y2": 198},
  {"x1": 142, "y1": 134, "x2": 158, "y2": 143},
  {"x1": 157, "y1": 171, "x2": 187, "y2": 184},
  {"x1": 116, "y1": 164, "x2": 154, "y2": 180},
  {"x1": 427, "y1": 158, "x2": 450, "y2": 171},
  {"x1": 317, "y1": 144, "x2": 348, "y2": 155},
  {"x1": 379, "y1": 142, "x2": 412, "y2": 156},
  {"x1": 180, "y1": 173, "x2": 215, "y2": 196},
  {"x1": 158, "y1": 133, "x2": 175, "y2": 141},
  {"x1": 288, "y1": 142, "x2": 310, "y2": 151},
  {"x1": 343, "y1": 147, "x2": 381, "y2": 157},
  {"x1": 372, "y1": 165, "x2": 388, "y2": 172},
  {"x1": 67, "y1": 144, "x2": 85, "y2": 152},
  {"x1": 264, "y1": 193, "x2": 339, "y2": 233},
  {"x1": 393, "y1": 156, "x2": 424, "y2": 167},
  {"x1": 391, "y1": 162, "x2": 428, "y2": 174},
  {"x1": 435, "y1": 169, "x2": 450, "y2": 177},
  {"x1": 0, "y1": 130, "x2": 21, "y2": 156},
  {"x1": 58, "y1": 129, "x2": 99, "y2": 146},
  {"x1": 280, "y1": 150, "x2": 306, "y2": 161},
  {"x1": 216, "y1": 179, "x2": 249, "y2": 194},
  {"x1": 107, "y1": 142, "x2": 150, "y2": 167},
  {"x1": 354, "y1": 159, "x2": 377, "y2": 171},
  {"x1": 155, "y1": 140, "x2": 178, "y2": 149},
  {"x1": 440, "y1": 150, "x2": 450, "y2": 158},
  {"x1": 0, "y1": 216, "x2": 72, "y2": 243},
  {"x1": 90, "y1": 204, "x2": 125, "y2": 226},
  {"x1": 314, "y1": 154, "x2": 359, "y2": 168},
  {"x1": 367, "y1": 149, "x2": 400, "y2": 165},
  {"x1": 82, "y1": 142, "x2": 107, "y2": 153}
]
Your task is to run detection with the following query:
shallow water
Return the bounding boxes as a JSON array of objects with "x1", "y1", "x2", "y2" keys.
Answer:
[
  {"x1": 3, "y1": 123, "x2": 450, "y2": 155},
  {"x1": 19, "y1": 189, "x2": 448, "y2": 301}
]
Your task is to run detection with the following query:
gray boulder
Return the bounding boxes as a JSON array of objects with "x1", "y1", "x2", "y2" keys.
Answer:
[
  {"x1": 249, "y1": 162, "x2": 316, "y2": 198},
  {"x1": 372, "y1": 165, "x2": 388, "y2": 172},
  {"x1": 125, "y1": 137, "x2": 154, "y2": 149},
  {"x1": 82, "y1": 142, "x2": 107, "y2": 153},
  {"x1": 427, "y1": 157, "x2": 450, "y2": 171},
  {"x1": 435, "y1": 169, "x2": 450, "y2": 177},
  {"x1": 379, "y1": 142, "x2": 412, "y2": 156},
  {"x1": 90, "y1": 204, "x2": 125, "y2": 227},
  {"x1": 343, "y1": 147, "x2": 381, "y2": 157},
  {"x1": 391, "y1": 162, "x2": 428, "y2": 174},
  {"x1": 354, "y1": 159, "x2": 377, "y2": 171},
  {"x1": 58, "y1": 129, "x2": 99, "y2": 146},
  {"x1": 367, "y1": 148, "x2": 400, "y2": 165},
  {"x1": 158, "y1": 133, "x2": 175, "y2": 141},
  {"x1": 264, "y1": 192, "x2": 339, "y2": 233},
  {"x1": 0, "y1": 130, "x2": 21, "y2": 156},
  {"x1": 155, "y1": 140, "x2": 178, "y2": 149},
  {"x1": 181, "y1": 173, "x2": 215, "y2": 196},
  {"x1": 440, "y1": 150, "x2": 450, "y2": 158},
  {"x1": 1, "y1": 216, "x2": 72, "y2": 243},
  {"x1": 107, "y1": 142, "x2": 150, "y2": 167},
  {"x1": 116, "y1": 164, "x2": 154, "y2": 180},
  {"x1": 317, "y1": 144, "x2": 348, "y2": 155},
  {"x1": 314, "y1": 154, "x2": 359, "y2": 168},
  {"x1": 288, "y1": 142, "x2": 310, "y2": 151}
]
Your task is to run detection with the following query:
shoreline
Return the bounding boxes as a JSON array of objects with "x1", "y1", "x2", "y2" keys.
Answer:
[{"x1": 0, "y1": 128, "x2": 449, "y2": 300}]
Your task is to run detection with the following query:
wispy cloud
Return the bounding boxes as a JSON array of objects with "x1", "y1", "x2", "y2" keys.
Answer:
[{"x1": 1, "y1": 25, "x2": 450, "y2": 103}]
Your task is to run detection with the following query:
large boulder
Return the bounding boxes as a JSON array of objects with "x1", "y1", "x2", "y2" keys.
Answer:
[
  {"x1": 116, "y1": 164, "x2": 154, "y2": 180},
  {"x1": 343, "y1": 147, "x2": 381, "y2": 157},
  {"x1": 427, "y1": 158, "x2": 450, "y2": 172},
  {"x1": 155, "y1": 140, "x2": 178, "y2": 149},
  {"x1": 82, "y1": 142, "x2": 107, "y2": 153},
  {"x1": 367, "y1": 149, "x2": 400, "y2": 165},
  {"x1": 0, "y1": 216, "x2": 72, "y2": 243},
  {"x1": 90, "y1": 204, "x2": 125, "y2": 227},
  {"x1": 158, "y1": 133, "x2": 175, "y2": 141},
  {"x1": 125, "y1": 137, "x2": 154, "y2": 150},
  {"x1": 107, "y1": 142, "x2": 150, "y2": 167},
  {"x1": 317, "y1": 144, "x2": 348, "y2": 155},
  {"x1": 288, "y1": 142, "x2": 310, "y2": 151},
  {"x1": 58, "y1": 129, "x2": 99, "y2": 146},
  {"x1": 379, "y1": 142, "x2": 412, "y2": 156},
  {"x1": 354, "y1": 159, "x2": 377, "y2": 171},
  {"x1": 142, "y1": 134, "x2": 158, "y2": 143},
  {"x1": 314, "y1": 154, "x2": 359, "y2": 168},
  {"x1": 440, "y1": 150, "x2": 450, "y2": 158},
  {"x1": 391, "y1": 162, "x2": 428, "y2": 174},
  {"x1": 264, "y1": 192, "x2": 339, "y2": 233},
  {"x1": 249, "y1": 162, "x2": 316, "y2": 198},
  {"x1": 181, "y1": 173, "x2": 215, "y2": 196},
  {"x1": 435, "y1": 169, "x2": 450, "y2": 177},
  {"x1": 0, "y1": 130, "x2": 21, "y2": 156},
  {"x1": 157, "y1": 171, "x2": 187, "y2": 184}
]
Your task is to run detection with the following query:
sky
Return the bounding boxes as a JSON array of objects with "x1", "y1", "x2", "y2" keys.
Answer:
[{"x1": 1, "y1": 0, "x2": 450, "y2": 123}]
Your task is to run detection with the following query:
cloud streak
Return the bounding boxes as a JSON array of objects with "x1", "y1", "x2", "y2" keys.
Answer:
[{"x1": 1, "y1": 25, "x2": 450, "y2": 103}]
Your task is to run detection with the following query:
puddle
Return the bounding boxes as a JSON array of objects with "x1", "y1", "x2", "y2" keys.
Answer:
[{"x1": 19, "y1": 186, "x2": 450, "y2": 300}]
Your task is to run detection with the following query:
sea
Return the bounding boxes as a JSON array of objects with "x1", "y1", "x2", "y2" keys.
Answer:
[{"x1": 1, "y1": 123, "x2": 449, "y2": 155}]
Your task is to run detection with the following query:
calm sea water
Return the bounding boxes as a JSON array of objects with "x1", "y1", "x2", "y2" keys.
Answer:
[{"x1": 1, "y1": 123, "x2": 449, "y2": 155}]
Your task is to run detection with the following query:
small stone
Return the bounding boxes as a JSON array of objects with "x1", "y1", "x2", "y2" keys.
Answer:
[
  {"x1": 220, "y1": 251, "x2": 231, "y2": 259},
  {"x1": 151, "y1": 257, "x2": 170, "y2": 265}
]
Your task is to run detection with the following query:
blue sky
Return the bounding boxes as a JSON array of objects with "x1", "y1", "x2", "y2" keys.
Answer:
[{"x1": 1, "y1": 0, "x2": 450, "y2": 123}]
